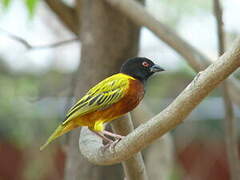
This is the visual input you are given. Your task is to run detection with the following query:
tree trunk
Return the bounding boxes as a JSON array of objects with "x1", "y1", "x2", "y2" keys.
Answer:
[{"x1": 64, "y1": 0, "x2": 140, "y2": 179}]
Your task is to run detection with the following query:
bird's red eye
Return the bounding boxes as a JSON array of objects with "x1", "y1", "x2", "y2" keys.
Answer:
[{"x1": 142, "y1": 61, "x2": 149, "y2": 67}]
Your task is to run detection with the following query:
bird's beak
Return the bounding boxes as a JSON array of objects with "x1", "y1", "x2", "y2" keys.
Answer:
[{"x1": 150, "y1": 64, "x2": 165, "y2": 72}]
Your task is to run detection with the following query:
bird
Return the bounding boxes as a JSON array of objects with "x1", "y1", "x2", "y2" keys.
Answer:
[{"x1": 40, "y1": 57, "x2": 164, "y2": 150}]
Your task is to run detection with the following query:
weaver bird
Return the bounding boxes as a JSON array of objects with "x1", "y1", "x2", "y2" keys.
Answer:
[{"x1": 40, "y1": 57, "x2": 164, "y2": 150}]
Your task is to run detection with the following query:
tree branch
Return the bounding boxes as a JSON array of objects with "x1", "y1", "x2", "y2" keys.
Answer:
[
  {"x1": 103, "y1": 0, "x2": 240, "y2": 107},
  {"x1": 213, "y1": 0, "x2": 240, "y2": 179},
  {"x1": 44, "y1": 0, "x2": 79, "y2": 35},
  {"x1": 131, "y1": 104, "x2": 174, "y2": 180},
  {"x1": 79, "y1": 37, "x2": 240, "y2": 165},
  {"x1": 0, "y1": 28, "x2": 79, "y2": 50},
  {"x1": 111, "y1": 114, "x2": 148, "y2": 180}
]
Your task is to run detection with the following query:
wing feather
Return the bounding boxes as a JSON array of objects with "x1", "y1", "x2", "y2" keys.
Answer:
[{"x1": 63, "y1": 73, "x2": 133, "y2": 124}]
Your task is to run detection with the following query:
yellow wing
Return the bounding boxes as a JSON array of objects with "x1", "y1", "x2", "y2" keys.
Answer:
[{"x1": 63, "y1": 73, "x2": 135, "y2": 124}]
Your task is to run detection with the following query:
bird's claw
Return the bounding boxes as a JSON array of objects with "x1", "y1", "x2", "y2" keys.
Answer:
[{"x1": 102, "y1": 137, "x2": 123, "y2": 152}]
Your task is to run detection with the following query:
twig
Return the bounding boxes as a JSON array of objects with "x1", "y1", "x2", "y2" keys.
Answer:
[
  {"x1": 44, "y1": 0, "x2": 79, "y2": 35},
  {"x1": 79, "y1": 37, "x2": 240, "y2": 165},
  {"x1": 214, "y1": 0, "x2": 225, "y2": 55},
  {"x1": 213, "y1": 0, "x2": 240, "y2": 179},
  {"x1": 0, "y1": 28, "x2": 79, "y2": 50},
  {"x1": 0, "y1": 29, "x2": 32, "y2": 49},
  {"x1": 103, "y1": 0, "x2": 240, "y2": 107}
]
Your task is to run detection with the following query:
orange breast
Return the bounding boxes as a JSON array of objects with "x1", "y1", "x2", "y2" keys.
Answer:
[{"x1": 78, "y1": 79, "x2": 145, "y2": 128}]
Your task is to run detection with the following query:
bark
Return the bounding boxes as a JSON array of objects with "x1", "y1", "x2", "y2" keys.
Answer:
[{"x1": 64, "y1": 0, "x2": 142, "y2": 179}]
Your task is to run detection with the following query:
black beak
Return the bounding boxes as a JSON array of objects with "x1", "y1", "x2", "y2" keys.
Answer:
[{"x1": 150, "y1": 64, "x2": 165, "y2": 72}]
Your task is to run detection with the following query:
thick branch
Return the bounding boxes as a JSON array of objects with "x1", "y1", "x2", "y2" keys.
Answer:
[
  {"x1": 103, "y1": 0, "x2": 240, "y2": 107},
  {"x1": 79, "y1": 37, "x2": 240, "y2": 165},
  {"x1": 44, "y1": 0, "x2": 79, "y2": 35},
  {"x1": 213, "y1": 0, "x2": 240, "y2": 179}
]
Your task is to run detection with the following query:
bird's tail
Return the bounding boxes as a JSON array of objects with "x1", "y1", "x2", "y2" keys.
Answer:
[{"x1": 40, "y1": 121, "x2": 78, "y2": 151}]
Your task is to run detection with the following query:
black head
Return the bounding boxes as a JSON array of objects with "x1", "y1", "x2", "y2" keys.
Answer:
[{"x1": 120, "y1": 57, "x2": 165, "y2": 83}]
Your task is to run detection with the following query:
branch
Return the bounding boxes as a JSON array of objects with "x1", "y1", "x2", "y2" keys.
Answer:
[
  {"x1": 213, "y1": 0, "x2": 240, "y2": 179},
  {"x1": 79, "y1": 37, "x2": 240, "y2": 165},
  {"x1": 111, "y1": 114, "x2": 148, "y2": 180},
  {"x1": 131, "y1": 104, "x2": 174, "y2": 180},
  {"x1": 103, "y1": 0, "x2": 240, "y2": 107},
  {"x1": 0, "y1": 28, "x2": 79, "y2": 50},
  {"x1": 44, "y1": 0, "x2": 79, "y2": 35}
]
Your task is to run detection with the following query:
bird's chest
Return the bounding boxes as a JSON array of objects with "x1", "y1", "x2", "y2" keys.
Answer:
[{"x1": 116, "y1": 79, "x2": 145, "y2": 114}]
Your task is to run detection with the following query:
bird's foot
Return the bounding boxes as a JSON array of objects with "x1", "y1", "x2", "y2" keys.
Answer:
[
  {"x1": 103, "y1": 138, "x2": 121, "y2": 151},
  {"x1": 90, "y1": 130, "x2": 113, "y2": 143},
  {"x1": 101, "y1": 130, "x2": 125, "y2": 151},
  {"x1": 91, "y1": 129, "x2": 124, "y2": 151}
]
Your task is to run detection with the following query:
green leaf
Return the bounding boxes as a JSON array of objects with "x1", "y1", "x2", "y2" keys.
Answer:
[
  {"x1": 2, "y1": 0, "x2": 12, "y2": 8},
  {"x1": 24, "y1": 0, "x2": 38, "y2": 17}
]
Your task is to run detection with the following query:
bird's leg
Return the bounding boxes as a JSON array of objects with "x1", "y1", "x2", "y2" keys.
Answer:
[
  {"x1": 90, "y1": 130, "x2": 125, "y2": 151},
  {"x1": 102, "y1": 131, "x2": 125, "y2": 151},
  {"x1": 102, "y1": 130, "x2": 125, "y2": 140},
  {"x1": 90, "y1": 130, "x2": 117, "y2": 151},
  {"x1": 90, "y1": 130, "x2": 113, "y2": 143}
]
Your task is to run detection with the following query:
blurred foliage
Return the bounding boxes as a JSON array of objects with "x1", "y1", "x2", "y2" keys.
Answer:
[
  {"x1": 0, "y1": 0, "x2": 38, "y2": 17},
  {"x1": 24, "y1": 0, "x2": 38, "y2": 17},
  {"x1": 2, "y1": 0, "x2": 11, "y2": 8}
]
